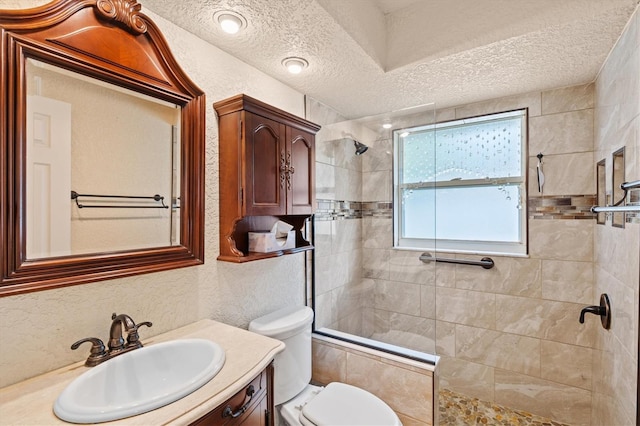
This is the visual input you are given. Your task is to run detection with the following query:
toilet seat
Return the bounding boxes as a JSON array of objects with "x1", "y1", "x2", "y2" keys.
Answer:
[{"x1": 299, "y1": 382, "x2": 401, "y2": 426}]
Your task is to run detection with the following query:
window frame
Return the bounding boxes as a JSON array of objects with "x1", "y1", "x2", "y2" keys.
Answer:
[{"x1": 393, "y1": 109, "x2": 528, "y2": 256}]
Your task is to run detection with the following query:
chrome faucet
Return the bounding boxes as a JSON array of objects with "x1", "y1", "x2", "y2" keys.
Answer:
[{"x1": 71, "y1": 313, "x2": 153, "y2": 367}]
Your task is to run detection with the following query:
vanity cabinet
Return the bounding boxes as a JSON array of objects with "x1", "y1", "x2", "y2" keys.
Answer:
[
  {"x1": 214, "y1": 94, "x2": 320, "y2": 262},
  {"x1": 190, "y1": 363, "x2": 274, "y2": 426}
]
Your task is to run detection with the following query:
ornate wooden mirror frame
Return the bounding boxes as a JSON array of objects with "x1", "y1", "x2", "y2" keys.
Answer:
[{"x1": 0, "y1": 0, "x2": 205, "y2": 296}]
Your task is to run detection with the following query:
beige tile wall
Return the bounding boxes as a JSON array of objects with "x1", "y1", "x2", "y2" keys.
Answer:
[
  {"x1": 310, "y1": 80, "x2": 603, "y2": 425},
  {"x1": 592, "y1": 6, "x2": 640, "y2": 426},
  {"x1": 311, "y1": 105, "x2": 376, "y2": 333},
  {"x1": 361, "y1": 84, "x2": 599, "y2": 425},
  {"x1": 312, "y1": 336, "x2": 437, "y2": 426},
  {"x1": 310, "y1": 10, "x2": 640, "y2": 421}
]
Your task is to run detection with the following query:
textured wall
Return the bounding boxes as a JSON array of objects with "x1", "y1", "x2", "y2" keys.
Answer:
[
  {"x1": 137, "y1": 0, "x2": 636, "y2": 120},
  {"x1": 0, "y1": 1, "x2": 307, "y2": 388},
  {"x1": 592, "y1": 6, "x2": 640, "y2": 426}
]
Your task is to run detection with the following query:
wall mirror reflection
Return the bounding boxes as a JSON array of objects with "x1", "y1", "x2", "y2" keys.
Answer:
[{"x1": 26, "y1": 59, "x2": 182, "y2": 259}]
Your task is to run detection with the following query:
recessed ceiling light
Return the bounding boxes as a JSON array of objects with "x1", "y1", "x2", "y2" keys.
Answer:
[
  {"x1": 382, "y1": 123, "x2": 392, "y2": 129},
  {"x1": 213, "y1": 11, "x2": 246, "y2": 34},
  {"x1": 282, "y1": 57, "x2": 309, "y2": 74}
]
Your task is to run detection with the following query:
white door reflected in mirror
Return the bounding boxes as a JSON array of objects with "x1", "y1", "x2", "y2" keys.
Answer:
[{"x1": 26, "y1": 95, "x2": 72, "y2": 259}]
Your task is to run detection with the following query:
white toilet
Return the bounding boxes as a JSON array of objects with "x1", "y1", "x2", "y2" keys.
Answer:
[{"x1": 249, "y1": 306, "x2": 402, "y2": 426}]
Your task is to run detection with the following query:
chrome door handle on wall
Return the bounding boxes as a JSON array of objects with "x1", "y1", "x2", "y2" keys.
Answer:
[{"x1": 579, "y1": 293, "x2": 611, "y2": 329}]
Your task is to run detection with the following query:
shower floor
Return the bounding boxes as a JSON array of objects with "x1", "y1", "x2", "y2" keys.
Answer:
[{"x1": 439, "y1": 389, "x2": 572, "y2": 426}]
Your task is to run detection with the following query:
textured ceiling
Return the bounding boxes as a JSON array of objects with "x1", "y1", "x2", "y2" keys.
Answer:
[{"x1": 141, "y1": 0, "x2": 639, "y2": 119}]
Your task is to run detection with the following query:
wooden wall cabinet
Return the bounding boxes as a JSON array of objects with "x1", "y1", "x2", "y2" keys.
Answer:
[
  {"x1": 214, "y1": 95, "x2": 320, "y2": 263},
  {"x1": 190, "y1": 363, "x2": 274, "y2": 426}
]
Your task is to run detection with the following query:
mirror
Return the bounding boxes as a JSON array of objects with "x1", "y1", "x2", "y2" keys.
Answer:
[
  {"x1": 1, "y1": 0, "x2": 205, "y2": 295},
  {"x1": 26, "y1": 59, "x2": 182, "y2": 258}
]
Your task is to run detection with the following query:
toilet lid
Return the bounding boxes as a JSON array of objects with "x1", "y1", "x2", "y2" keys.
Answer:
[{"x1": 300, "y1": 382, "x2": 400, "y2": 426}]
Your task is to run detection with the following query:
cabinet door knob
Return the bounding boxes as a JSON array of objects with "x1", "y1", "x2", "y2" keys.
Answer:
[
  {"x1": 285, "y1": 152, "x2": 294, "y2": 190},
  {"x1": 279, "y1": 151, "x2": 287, "y2": 188}
]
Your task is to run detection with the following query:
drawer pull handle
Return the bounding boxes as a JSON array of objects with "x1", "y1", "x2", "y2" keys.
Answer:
[{"x1": 222, "y1": 385, "x2": 256, "y2": 419}]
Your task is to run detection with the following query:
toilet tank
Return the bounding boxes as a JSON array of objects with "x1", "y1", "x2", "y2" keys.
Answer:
[{"x1": 249, "y1": 306, "x2": 314, "y2": 405}]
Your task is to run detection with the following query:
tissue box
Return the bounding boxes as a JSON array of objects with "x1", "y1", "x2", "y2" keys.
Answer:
[{"x1": 248, "y1": 230, "x2": 296, "y2": 253}]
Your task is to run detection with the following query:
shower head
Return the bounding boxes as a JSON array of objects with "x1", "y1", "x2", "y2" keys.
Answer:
[{"x1": 354, "y1": 140, "x2": 368, "y2": 155}]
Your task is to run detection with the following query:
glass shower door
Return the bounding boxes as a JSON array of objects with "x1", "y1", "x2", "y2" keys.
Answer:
[{"x1": 311, "y1": 103, "x2": 438, "y2": 361}]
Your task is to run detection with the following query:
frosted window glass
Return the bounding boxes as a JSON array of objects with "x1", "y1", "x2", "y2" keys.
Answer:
[
  {"x1": 394, "y1": 110, "x2": 527, "y2": 255},
  {"x1": 401, "y1": 116, "x2": 522, "y2": 184},
  {"x1": 402, "y1": 185, "x2": 521, "y2": 242}
]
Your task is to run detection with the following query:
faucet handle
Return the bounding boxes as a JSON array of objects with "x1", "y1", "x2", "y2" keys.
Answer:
[
  {"x1": 579, "y1": 293, "x2": 611, "y2": 329},
  {"x1": 126, "y1": 321, "x2": 153, "y2": 348},
  {"x1": 137, "y1": 321, "x2": 153, "y2": 329},
  {"x1": 71, "y1": 337, "x2": 108, "y2": 367}
]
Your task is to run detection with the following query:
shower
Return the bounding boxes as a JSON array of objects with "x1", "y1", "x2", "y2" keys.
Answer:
[{"x1": 353, "y1": 139, "x2": 368, "y2": 155}]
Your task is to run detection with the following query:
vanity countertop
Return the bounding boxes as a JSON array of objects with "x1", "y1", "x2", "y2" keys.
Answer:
[{"x1": 0, "y1": 319, "x2": 285, "y2": 425}]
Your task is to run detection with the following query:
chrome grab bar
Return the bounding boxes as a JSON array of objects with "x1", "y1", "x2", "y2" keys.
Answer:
[
  {"x1": 590, "y1": 205, "x2": 640, "y2": 213},
  {"x1": 591, "y1": 180, "x2": 640, "y2": 213},
  {"x1": 419, "y1": 252, "x2": 495, "y2": 269},
  {"x1": 621, "y1": 180, "x2": 640, "y2": 190}
]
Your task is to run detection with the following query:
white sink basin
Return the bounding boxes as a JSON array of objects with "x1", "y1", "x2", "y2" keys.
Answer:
[{"x1": 54, "y1": 338, "x2": 225, "y2": 423}]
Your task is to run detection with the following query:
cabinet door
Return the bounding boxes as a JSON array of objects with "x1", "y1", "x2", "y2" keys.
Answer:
[
  {"x1": 287, "y1": 127, "x2": 315, "y2": 215},
  {"x1": 188, "y1": 364, "x2": 272, "y2": 426},
  {"x1": 238, "y1": 395, "x2": 268, "y2": 426},
  {"x1": 244, "y1": 112, "x2": 286, "y2": 216}
]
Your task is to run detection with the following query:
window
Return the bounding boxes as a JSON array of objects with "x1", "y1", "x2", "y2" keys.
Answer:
[{"x1": 393, "y1": 109, "x2": 527, "y2": 255}]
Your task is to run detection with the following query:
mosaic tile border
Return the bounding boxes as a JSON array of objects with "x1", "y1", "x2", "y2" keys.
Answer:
[
  {"x1": 627, "y1": 189, "x2": 640, "y2": 223},
  {"x1": 315, "y1": 200, "x2": 391, "y2": 220},
  {"x1": 315, "y1": 194, "x2": 640, "y2": 222},
  {"x1": 316, "y1": 195, "x2": 608, "y2": 221},
  {"x1": 528, "y1": 195, "x2": 596, "y2": 220}
]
